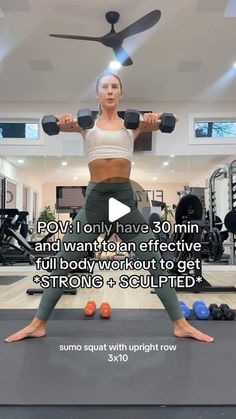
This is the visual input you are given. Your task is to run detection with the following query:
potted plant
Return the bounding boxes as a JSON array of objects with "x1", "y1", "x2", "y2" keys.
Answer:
[
  {"x1": 160, "y1": 204, "x2": 175, "y2": 221},
  {"x1": 38, "y1": 206, "x2": 56, "y2": 222}
]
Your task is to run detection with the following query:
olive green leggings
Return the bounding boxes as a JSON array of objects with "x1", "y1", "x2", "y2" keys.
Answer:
[{"x1": 35, "y1": 180, "x2": 183, "y2": 322}]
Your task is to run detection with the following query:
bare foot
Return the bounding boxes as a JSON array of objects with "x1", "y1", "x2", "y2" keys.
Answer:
[
  {"x1": 5, "y1": 323, "x2": 46, "y2": 343},
  {"x1": 174, "y1": 318, "x2": 214, "y2": 343}
]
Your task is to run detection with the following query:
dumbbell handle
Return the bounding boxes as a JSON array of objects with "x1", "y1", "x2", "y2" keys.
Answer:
[
  {"x1": 139, "y1": 112, "x2": 179, "y2": 125},
  {"x1": 57, "y1": 114, "x2": 174, "y2": 126},
  {"x1": 139, "y1": 113, "x2": 176, "y2": 125},
  {"x1": 42, "y1": 109, "x2": 94, "y2": 135},
  {"x1": 56, "y1": 116, "x2": 164, "y2": 127},
  {"x1": 124, "y1": 109, "x2": 177, "y2": 133}
]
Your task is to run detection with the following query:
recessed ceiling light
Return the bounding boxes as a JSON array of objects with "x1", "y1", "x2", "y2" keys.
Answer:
[
  {"x1": 163, "y1": 161, "x2": 169, "y2": 166},
  {"x1": 152, "y1": 177, "x2": 157, "y2": 180},
  {"x1": 73, "y1": 176, "x2": 78, "y2": 180},
  {"x1": 177, "y1": 60, "x2": 202, "y2": 72},
  {"x1": 17, "y1": 159, "x2": 24, "y2": 164},
  {"x1": 29, "y1": 59, "x2": 53, "y2": 71},
  {"x1": 170, "y1": 154, "x2": 175, "y2": 158},
  {"x1": 131, "y1": 161, "x2": 135, "y2": 165},
  {"x1": 61, "y1": 162, "x2": 67, "y2": 166},
  {"x1": 109, "y1": 60, "x2": 121, "y2": 70}
]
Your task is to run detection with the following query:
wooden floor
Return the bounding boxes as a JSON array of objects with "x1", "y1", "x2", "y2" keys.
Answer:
[{"x1": 1, "y1": 265, "x2": 236, "y2": 310}]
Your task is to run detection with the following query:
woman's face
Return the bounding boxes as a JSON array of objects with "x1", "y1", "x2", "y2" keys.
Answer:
[{"x1": 96, "y1": 75, "x2": 122, "y2": 109}]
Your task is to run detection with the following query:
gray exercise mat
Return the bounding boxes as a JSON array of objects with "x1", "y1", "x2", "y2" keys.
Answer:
[
  {"x1": 0, "y1": 276, "x2": 26, "y2": 285},
  {"x1": 1, "y1": 406, "x2": 236, "y2": 419},
  {"x1": 0, "y1": 309, "x2": 235, "y2": 405}
]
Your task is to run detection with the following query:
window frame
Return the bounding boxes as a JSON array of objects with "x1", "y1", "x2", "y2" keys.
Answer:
[
  {"x1": 189, "y1": 113, "x2": 236, "y2": 145},
  {"x1": 0, "y1": 113, "x2": 44, "y2": 145},
  {"x1": 22, "y1": 184, "x2": 30, "y2": 212}
]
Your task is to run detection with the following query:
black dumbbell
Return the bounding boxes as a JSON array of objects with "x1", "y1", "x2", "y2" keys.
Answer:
[
  {"x1": 42, "y1": 108, "x2": 94, "y2": 136},
  {"x1": 160, "y1": 113, "x2": 176, "y2": 133},
  {"x1": 219, "y1": 304, "x2": 235, "y2": 320},
  {"x1": 219, "y1": 303, "x2": 229, "y2": 311},
  {"x1": 209, "y1": 304, "x2": 223, "y2": 320},
  {"x1": 124, "y1": 109, "x2": 176, "y2": 133}
]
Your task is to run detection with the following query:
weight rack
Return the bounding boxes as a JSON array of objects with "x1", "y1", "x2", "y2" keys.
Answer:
[{"x1": 208, "y1": 160, "x2": 236, "y2": 265}]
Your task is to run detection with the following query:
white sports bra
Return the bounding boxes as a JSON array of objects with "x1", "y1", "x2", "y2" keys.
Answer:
[{"x1": 85, "y1": 120, "x2": 134, "y2": 163}]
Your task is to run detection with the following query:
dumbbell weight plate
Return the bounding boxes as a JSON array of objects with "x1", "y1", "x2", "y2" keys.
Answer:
[
  {"x1": 77, "y1": 109, "x2": 94, "y2": 129},
  {"x1": 209, "y1": 228, "x2": 223, "y2": 261},
  {"x1": 211, "y1": 308, "x2": 223, "y2": 320},
  {"x1": 223, "y1": 308, "x2": 235, "y2": 320},
  {"x1": 193, "y1": 301, "x2": 210, "y2": 320},
  {"x1": 224, "y1": 210, "x2": 236, "y2": 234},
  {"x1": 159, "y1": 113, "x2": 176, "y2": 133},
  {"x1": 219, "y1": 303, "x2": 229, "y2": 311},
  {"x1": 209, "y1": 303, "x2": 219, "y2": 313},
  {"x1": 42, "y1": 115, "x2": 60, "y2": 136},
  {"x1": 124, "y1": 109, "x2": 140, "y2": 130}
]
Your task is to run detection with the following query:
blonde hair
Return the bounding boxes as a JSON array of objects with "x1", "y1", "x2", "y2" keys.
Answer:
[
  {"x1": 96, "y1": 71, "x2": 123, "y2": 116},
  {"x1": 98, "y1": 101, "x2": 102, "y2": 116}
]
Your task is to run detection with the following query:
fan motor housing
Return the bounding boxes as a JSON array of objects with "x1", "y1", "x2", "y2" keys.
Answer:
[
  {"x1": 101, "y1": 34, "x2": 122, "y2": 48},
  {"x1": 105, "y1": 11, "x2": 120, "y2": 24}
]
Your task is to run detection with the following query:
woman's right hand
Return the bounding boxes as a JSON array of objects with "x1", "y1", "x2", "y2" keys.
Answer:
[{"x1": 56, "y1": 113, "x2": 75, "y2": 131}]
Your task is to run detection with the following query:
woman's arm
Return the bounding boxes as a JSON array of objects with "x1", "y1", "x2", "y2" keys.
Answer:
[{"x1": 134, "y1": 112, "x2": 178, "y2": 136}]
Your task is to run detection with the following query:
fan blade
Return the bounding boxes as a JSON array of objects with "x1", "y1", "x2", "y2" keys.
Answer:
[
  {"x1": 117, "y1": 10, "x2": 161, "y2": 41},
  {"x1": 50, "y1": 34, "x2": 102, "y2": 42},
  {"x1": 113, "y1": 47, "x2": 133, "y2": 66}
]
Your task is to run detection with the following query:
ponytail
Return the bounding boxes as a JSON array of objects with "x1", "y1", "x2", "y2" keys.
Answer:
[{"x1": 98, "y1": 101, "x2": 102, "y2": 116}]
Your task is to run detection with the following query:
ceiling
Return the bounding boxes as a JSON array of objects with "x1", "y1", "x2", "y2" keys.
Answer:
[
  {"x1": 0, "y1": 0, "x2": 236, "y2": 103},
  {"x1": 4, "y1": 154, "x2": 231, "y2": 184}
]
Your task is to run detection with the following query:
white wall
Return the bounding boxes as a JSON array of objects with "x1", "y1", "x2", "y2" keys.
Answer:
[{"x1": 0, "y1": 157, "x2": 42, "y2": 222}]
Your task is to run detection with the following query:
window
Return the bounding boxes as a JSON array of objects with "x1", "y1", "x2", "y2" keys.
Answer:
[
  {"x1": 0, "y1": 114, "x2": 44, "y2": 145},
  {"x1": 189, "y1": 114, "x2": 236, "y2": 145},
  {"x1": 0, "y1": 122, "x2": 39, "y2": 139},
  {"x1": 0, "y1": 176, "x2": 6, "y2": 209},
  {"x1": 22, "y1": 186, "x2": 29, "y2": 211},
  {"x1": 195, "y1": 121, "x2": 236, "y2": 138},
  {"x1": 32, "y1": 191, "x2": 38, "y2": 223}
]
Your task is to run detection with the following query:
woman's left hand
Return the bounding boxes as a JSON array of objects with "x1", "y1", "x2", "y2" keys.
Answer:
[{"x1": 142, "y1": 112, "x2": 162, "y2": 125}]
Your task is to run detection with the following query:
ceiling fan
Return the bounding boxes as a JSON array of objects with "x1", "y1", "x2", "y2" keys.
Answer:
[{"x1": 50, "y1": 10, "x2": 161, "y2": 66}]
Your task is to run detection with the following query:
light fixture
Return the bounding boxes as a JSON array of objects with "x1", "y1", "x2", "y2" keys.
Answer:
[
  {"x1": 163, "y1": 161, "x2": 169, "y2": 166},
  {"x1": 170, "y1": 154, "x2": 175, "y2": 158},
  {"x1": 73, "y1": 176, "x2": 78, "y2": 180},
  {"x1": 131, "y1": 161, "x2": 135, "y2": 166},
  {"x1": 109, "y1": 60, "x2": 121, "y2": 70},
  {"x1": 61, "y1": 161, "x2": 68, "y2": 166},
  {"x1": 17, "y1": 159, "x2": 24, "y2": 164},
  {"x1": 152, "y1": 177, "x2": 157, "y2": 180}
]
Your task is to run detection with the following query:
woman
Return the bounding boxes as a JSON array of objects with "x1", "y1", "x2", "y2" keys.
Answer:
[{"x1": 5, "y1": 72, "x2": 214, "y2": 343}]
